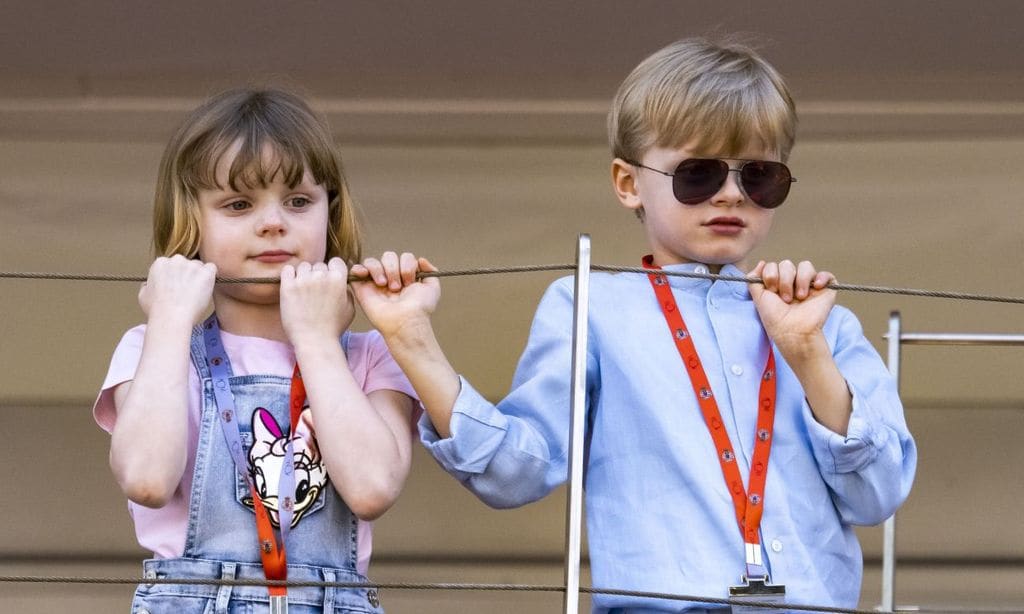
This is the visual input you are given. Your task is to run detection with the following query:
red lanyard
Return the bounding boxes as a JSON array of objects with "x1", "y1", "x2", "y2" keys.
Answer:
[
  {"x1": 643, "y1": 257, "x2": 777, "y2": 564},
  {"x1": 203, "y1": 316, "x2": 307, "y2": 600},
  {"x1": 247, "y1": 364, "x2": 305, "y2": 596}
]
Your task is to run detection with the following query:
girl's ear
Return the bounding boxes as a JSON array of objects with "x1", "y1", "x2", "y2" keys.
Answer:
[{"x1": 611, "y1": 158, "x2": 644, "y2": 216}]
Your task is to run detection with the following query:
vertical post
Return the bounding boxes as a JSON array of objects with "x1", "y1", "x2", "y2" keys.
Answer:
[
  {"x1": 880, "y1": 311, "x2": 902, "y2": 612},
  {"x1": 563, "y1": 234, "x2": 592, "y2": 614}
]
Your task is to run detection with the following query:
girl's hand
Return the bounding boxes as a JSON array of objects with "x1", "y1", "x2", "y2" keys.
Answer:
[
  {"x1": 138, "y1": 255, "x2": 216, "y2": 325},
  {"x1": 280, "y1": 257, "x2": 354, "y2": 345},
  {"x1": 748, "y1": 260, "x2": 836, "y2": 356},
  {"x1": 351, "y1": 251, "x2": 441, "y2": 339}
]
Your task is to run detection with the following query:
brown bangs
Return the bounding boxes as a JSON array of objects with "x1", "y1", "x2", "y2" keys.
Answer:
[
  {"x1": 177, "y1": 91, "x2": 340, "y2": 198},
  {"x1": 653, "y1": 69, "x2": 796, "y2": 161}
]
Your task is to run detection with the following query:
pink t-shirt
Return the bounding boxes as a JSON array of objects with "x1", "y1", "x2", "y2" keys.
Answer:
[{"x1": 94, "y1": 325, "x2": 418, "y2": 576}]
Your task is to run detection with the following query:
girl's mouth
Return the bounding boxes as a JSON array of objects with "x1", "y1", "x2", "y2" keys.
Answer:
[{"x1": 253, "y1": 250, "x2": 294, "y2": 263}]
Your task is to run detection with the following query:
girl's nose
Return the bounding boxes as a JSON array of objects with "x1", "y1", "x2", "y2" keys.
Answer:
[
  {"x1": 256, "y1": 204, "x2": 286, "y2": 234},
  {"x1": 710, "y1": 168, "x2": 745, "y2": 207}
]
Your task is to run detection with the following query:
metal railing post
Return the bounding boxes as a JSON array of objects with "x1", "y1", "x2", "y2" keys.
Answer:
[
  {"x1": 563, "y1": 234, "x2": 592, "y2": 614},
  {"x1": 879, "y1": 318, "x2": 1024, "y2": 611},
  {"x1": 880, "y1": 311, "x2": 902, "y2": 612}
]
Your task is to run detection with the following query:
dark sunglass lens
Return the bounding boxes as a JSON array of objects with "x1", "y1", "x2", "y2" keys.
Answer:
[
  {"x1": 672, "y1": 159, "x2": 728, "y2": 205},
  {"x1": 741, "y1": 161, "x2": 792, "y2": 209}
]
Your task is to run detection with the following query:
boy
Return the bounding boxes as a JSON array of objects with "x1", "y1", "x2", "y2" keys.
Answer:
[{"x1": 354, "y1": 37, "x2": 916, "y2": 612}]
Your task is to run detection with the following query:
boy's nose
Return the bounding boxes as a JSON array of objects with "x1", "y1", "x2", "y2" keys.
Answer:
[{"x1": 710, "y1": 168, "x2": 745, "y2": 206}]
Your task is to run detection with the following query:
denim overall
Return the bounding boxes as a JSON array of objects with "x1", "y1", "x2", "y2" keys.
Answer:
[{"x1": 130, "y1": 326, "x2": 385, "y2": 614}]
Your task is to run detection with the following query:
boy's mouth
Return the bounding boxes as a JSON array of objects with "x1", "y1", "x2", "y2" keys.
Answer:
[{"x1": 704, "y1": 216, "x2": 745, "y2": 234}]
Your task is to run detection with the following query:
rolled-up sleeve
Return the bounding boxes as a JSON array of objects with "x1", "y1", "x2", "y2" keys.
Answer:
[
  {"x1": 419, "y1": 278, "x2": 596, "y2": 509},
  {"x1": 805, "y1": 307, "x2": 917, "y2": 525}
]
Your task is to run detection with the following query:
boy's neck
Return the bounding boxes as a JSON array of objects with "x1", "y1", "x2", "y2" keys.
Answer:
[
  {"x1": 649, "y1": 255, "x2": 733, "y2": 274},
  {"x1": 211, "y1": 295, "x2": 289, "y2": 342}
]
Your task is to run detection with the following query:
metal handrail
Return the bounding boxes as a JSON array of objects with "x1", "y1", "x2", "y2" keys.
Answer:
[{"x1": 879, "y1": 312, "x2": 1024, "y2": 611}]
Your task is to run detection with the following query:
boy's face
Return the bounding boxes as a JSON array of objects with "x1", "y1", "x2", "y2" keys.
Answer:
[{"x1": 613, "y1": 142, "x2": 777, "y2": 272}]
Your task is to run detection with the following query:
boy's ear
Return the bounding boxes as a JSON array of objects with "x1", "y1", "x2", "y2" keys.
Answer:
[{"x1": 611, "y1": 158, "x2": 643, "y2": 215}]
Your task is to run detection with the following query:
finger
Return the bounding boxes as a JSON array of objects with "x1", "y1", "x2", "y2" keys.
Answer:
[
  {"x1": 311, "y1": 261, "x2": 329, "y2": 274},
  {"x1": 777, "y1": 259, "x2": 796, "y2": 303},
  {"x1": 296, "y1": 261, "x2": 313, "y2": 276},
  {"x1": 761, "y1": 261, "x2": 780, "y2": 295},
  {"x1": 380, "y1": 251, "x2": 401, "y2": 290},
  {"x1": 418, "y1": 257, "x2": 438, "y2": 273},
  {"x1": 349, "y1": 263, "x2": 370, "y2": 281},
  {"x1": 400, "y1": 252, "x2": 418, "y2": 287},
  {"x1": 795, "y1": 260, "x2": 817, "y2": 300},
  {"x1": 747, "y1": 261, "x2": 766, "y2": 301},
  {"x1": 327, "y1": 257, "x2": 348, "y2": 277},
  {"x1": 280, "y1": 264, "x2": 296, "y2": 289},
  {"x1": 813, "y1": 270, "x2": 836, "y2": 290},
  {"x1": 361, "y1": 258, "x2": 386, "y2": 286}
]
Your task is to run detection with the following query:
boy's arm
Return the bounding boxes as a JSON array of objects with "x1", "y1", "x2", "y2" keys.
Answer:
[
  {"x1": 749, "y1": 260, "x2": 852, "y2": 434},
  {"x1": 354, "y1": 254, "x2": 581, "y2": 508},
  {"x1": 751, "y1": 260, "x2": 916, "y2": 524},
  {"x1": 351, "y1": 253, "x2": 458, "y2": 438}
]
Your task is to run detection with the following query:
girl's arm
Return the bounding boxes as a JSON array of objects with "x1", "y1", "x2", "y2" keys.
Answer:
[
  {"x1": 109, "y1": 256, "x2": 217, "y2": 508},
  {"x1": 280, "y1": 258, "x2": 416, "y2": 521}
]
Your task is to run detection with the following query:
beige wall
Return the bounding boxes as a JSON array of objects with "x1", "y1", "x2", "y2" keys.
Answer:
[{"x1": 2, "y1": 137, "x2": 1024, "y2": 612}]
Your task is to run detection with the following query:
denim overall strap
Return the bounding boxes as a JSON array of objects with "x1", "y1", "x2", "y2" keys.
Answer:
[
  {"x1": 202, "y1": 315, "x2": 295, "y2": 607},
  {"x1": 139, "y1": 322, "x2": 386, "y2": 613}
]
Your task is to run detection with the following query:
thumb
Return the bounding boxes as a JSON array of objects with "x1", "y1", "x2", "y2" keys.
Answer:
[{"x1": 747, "y1": 261, "x2": 766, "y2": 301}]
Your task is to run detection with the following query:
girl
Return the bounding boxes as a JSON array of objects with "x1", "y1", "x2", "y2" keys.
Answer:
[{"x1": 94, "y1": 88, "x2": 418, "y2": 613}]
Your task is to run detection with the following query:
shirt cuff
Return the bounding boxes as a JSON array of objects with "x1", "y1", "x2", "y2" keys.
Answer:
[
  {"x1": 806, "y1": 380, "x2": 886, "y2": 474},
  {"x1": 418, "y1": 375, "x2": 510, "y2": 475}
]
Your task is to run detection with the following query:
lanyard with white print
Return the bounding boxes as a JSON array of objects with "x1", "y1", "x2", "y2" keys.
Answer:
[
  {"x1": 203, "y1": 315, "x2": 304, "y2": 614},
  {"x1": 642, "y1": 257, "x2": 786, "y2": 609}
]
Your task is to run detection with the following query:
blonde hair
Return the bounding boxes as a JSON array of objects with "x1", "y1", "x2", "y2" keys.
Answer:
[
  {"x1": 608, "y1": 37, "x2": 797, "y2": 163},
  {"x1": 153, "y1": 88, "x2": 361, "y2": 262}
]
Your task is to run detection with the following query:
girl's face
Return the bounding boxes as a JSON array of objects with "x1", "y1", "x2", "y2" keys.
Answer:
[{"x1": 196, "y1": 143, "x2": 330, "y2": 303}]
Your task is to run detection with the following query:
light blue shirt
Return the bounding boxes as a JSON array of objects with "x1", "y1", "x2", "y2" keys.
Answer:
[{"x1": 420, "y1": 263, "x2": 917, "y2": 612}]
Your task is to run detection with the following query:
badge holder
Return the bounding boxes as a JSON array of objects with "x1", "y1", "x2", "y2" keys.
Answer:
[
  {"x1": 729, "y1": 545, "x2": 785, "y2": 614},
  {"x1": 270, "y1": 594, "x2": 288, "y2": 614}
]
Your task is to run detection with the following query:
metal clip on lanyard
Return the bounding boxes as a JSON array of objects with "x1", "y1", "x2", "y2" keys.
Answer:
[
  {"x1": 203, "y1": 315, "x2": 305, "y2": 612},
  {"x1": 643, "y1": 258, "x2": 786, "y2": 606}
]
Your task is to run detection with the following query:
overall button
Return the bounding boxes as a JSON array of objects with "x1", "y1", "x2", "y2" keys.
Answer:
[
  {"x1": 694, "y1": 265, "x2": 709, "y2": 275},
  {"x1": 730, "y1": 364, "x2": 744, "y2": 376},
  {"x1": 770, "y1": 539, "x2": 783, "y2": 553}
]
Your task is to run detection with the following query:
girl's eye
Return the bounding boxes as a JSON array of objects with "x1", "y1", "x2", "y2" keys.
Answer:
[
  {"x1": 288, "y1": 196, "x2": 312, "y2": 209},
  {"x1": 225, "y1": 200, "x2": 250, "y2": 212}
]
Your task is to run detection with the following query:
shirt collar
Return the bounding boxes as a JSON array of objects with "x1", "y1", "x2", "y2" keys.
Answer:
[{"x1": 643, "y1": 256, "x2": 752, "y2": 300}]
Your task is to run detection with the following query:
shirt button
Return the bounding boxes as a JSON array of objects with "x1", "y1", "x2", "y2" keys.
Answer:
[
  {"x1": 694, "y1": 265, "x2": 709, "y2": 275},
  {"x1": 770, "y1": 539, "x2": 783, "y2": 553},
  {"x1": 731, "y1": 364, "x2": 743, "y2": 376}
]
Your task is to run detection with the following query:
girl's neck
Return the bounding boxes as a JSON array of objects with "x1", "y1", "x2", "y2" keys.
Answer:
[{"x1": 212, "y1": 295, "x2": 289, "y2": 342}]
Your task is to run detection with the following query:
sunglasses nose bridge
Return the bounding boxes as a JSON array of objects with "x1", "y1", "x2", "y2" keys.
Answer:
[{"x1": 710, "y1": 166, "x2": 746, "y2": 204}]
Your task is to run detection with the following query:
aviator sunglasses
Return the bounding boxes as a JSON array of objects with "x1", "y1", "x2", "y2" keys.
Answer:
[{"x1": 627, "y1": 158, "x2": 796, "y2": 209}]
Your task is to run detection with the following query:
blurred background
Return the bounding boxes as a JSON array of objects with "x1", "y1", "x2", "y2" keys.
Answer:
[{"x1": 2, "y1": 1, "x2": 1023, "y2": 612}]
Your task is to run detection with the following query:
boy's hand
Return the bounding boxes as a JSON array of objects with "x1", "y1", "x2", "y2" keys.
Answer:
[
  {"x1": 280, "y1": 257, "x2": 354, "y2": 345},
  {"x1": 351, "y1": 251, "x2": 441, "y2": 339},
  {"x1": 138, "y1": 255, "x2": 216, "y2": 326},
  {"x1": 748, "y1": 260, "x2": 836, "y2": 356}
]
